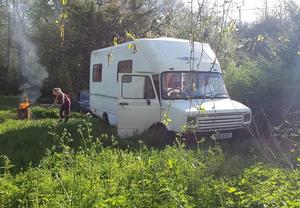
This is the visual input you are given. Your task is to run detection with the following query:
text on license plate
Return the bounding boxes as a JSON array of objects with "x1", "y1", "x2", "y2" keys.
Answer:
[{"x1": 212, "y1": 133, "x2": 232, "y2": 140}]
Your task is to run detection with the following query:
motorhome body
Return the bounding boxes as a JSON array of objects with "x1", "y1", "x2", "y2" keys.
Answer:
[{"x1": 90, "y1": 37, "x2": 251, "y2": 139}]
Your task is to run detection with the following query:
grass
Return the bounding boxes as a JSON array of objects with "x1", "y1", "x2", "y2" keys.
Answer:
[
  {"x1": 0, "y1": 124, "x2": 299, "y2": 207},
  {"x1": 0, "y1": 95, "x2": 298, "y2": 171},
  {"x1": 0, "y1": 96, "x2": 115, "y2": 173},
  {"x1": 0, "y1": 96, "x2": 300, "y2": 207},
  {"x1": 0, "y1": 96, "x2": 19, "y2": 110},
  {"x1": 0, "y1": 96, "x2": 292, "y2": 173}
]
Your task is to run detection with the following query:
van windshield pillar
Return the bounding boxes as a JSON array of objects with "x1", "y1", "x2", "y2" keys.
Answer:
[{"x1": 152, "y1": 74, "x2": 160, "y2": 101}]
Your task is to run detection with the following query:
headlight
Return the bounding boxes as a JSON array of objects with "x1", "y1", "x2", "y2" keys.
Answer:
[
  {"x1": 187, "y1": 116, "x2": 197, "y2": 125},
  {"x1": 243, "y1": 113, "x2": 251, "y2": 122}
]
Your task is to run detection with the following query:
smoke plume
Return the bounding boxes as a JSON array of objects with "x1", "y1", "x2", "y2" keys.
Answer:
[
  {"x1": 12, "y1": 4, "x2": 48, "y2": 103},
  {"x1": 17, "y1": 37, "x2": 48, "y2": 103}
]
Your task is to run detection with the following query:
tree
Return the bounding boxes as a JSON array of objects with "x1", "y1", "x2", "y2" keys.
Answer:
[{"x1": 227, "y1": 0, "x2": 300, "y2": 124}]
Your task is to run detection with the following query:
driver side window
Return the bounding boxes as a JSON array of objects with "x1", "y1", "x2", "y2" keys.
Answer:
[
  {"x1": 122, "y1": 75, "x2": 156, "y2": 99},
  {"x1": 144, "y1": 76, "x2": 155, "y2": 99}
]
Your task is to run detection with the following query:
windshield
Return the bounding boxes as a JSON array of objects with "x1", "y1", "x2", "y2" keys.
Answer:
[{"x1": 161, "y1": 72, "x2": 229, "y2": 100}]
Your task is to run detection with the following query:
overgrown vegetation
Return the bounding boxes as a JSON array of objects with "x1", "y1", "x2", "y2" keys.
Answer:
[
  {"x1": 0, "y1": 112, "x2": 299, "y2": 207},
  {"x1": 0, "y1": 96, "x2": 114, "y2": 173},
  {"x1": 1, "y1": 0, "x2": 300, "y2": 206},
  {"x1": 0, "y1": 97, "x2": 299, "y2": 207}
]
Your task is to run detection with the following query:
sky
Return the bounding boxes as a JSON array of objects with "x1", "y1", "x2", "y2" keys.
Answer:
[
  {"x1": 183, "y1": 0, "x2": 300, "y2": 22},
  {"x1": 231, "y1": 0, "x2": 299, "y2": 22}
]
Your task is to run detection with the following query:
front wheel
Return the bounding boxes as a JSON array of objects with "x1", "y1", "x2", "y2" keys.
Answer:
[{"x1": 143, "y1": 123, "x2": 175, "y2": 147}]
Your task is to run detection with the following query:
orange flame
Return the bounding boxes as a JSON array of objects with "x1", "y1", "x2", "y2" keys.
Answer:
[
  {"x1": 19, "y1": 102, "x2": 30, "y2": 110},
  {"x1": 19, "y1": 96, "x2": 30, "y2": 110}
]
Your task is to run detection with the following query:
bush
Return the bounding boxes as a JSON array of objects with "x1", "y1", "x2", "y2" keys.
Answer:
[
  {"x1": 31, "y1": 106, "x2": 83, "y2": 119},
  {"x1": 227, "y1": 164, "x2": 300, "y2": 207},
  {"x1": 0, "y1": 96, "x2": 19, "y2": 110},
  {"x1": 31, "y1": 106, "x2": 60, "y2": 119},
  {"x1": 225, "y1": 58, "x2": 297, "y2": 124},
  {"x1": 224, "y1": 60, "x2": 260, "y2": 103}
]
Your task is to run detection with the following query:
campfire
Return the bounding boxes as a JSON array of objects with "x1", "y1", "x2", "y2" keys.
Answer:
[{"x1": 17, "y1": 96, "x2": 31, "y2": 120}]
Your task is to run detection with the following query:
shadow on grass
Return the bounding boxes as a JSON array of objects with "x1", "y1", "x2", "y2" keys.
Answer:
[{"x1": 0, "y1": 117, "x2": 116, "y2": 174}]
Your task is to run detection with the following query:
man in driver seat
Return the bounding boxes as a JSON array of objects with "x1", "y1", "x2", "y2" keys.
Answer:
[{"x1": 168, "y1": 80, "x2": 181, "y2": 98}]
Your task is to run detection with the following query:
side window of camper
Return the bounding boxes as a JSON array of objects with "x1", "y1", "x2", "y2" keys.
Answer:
[
  {"x1": 92, "y1": 64, "x2": 102, "y2": 82},
  {"x1": 117, "y1": 60, "x2": 132, "y2": 82}
]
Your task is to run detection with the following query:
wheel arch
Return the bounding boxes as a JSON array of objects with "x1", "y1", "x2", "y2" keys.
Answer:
[{"x1": 102, "y1": 112, "x2": 110, "y2": 125}]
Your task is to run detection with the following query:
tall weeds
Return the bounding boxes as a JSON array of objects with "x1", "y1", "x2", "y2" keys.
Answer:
[{"x1": 1, "y1": 119, "x2": 299, "y2": 207}]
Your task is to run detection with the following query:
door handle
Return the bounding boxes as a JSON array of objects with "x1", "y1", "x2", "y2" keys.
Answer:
[
  {"x1": 146, "y1": 99, "x2": 151, "y2": 106},
  {"x1": 119, "y1": 102, "x2": 128, "y2": 106}
]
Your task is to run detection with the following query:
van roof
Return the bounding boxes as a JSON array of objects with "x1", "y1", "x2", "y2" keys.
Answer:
[
  {"x1": 92, "y1": 37, "x2": 211, "y2": 53},
  {"x1": 91, "y1": 37, "x2": 221, "y2": 73}
]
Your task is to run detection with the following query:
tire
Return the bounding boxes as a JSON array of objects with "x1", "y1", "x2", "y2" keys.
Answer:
[
  {"x1": 103, "y1": 113, "x2": 110, "y2": 126},
  {"x1": 182, "y1": 131, "x2": 198, "y2": 146},
  {"x1": 143, "y1": 123, "x2": 175, "y2": 148}
]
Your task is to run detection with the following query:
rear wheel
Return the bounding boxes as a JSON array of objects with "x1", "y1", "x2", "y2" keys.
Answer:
[
  {"x1": 103, "y1": 113, "x2": 110, "y2": 126},
  {"x1": 78, "y1": 105, "x2": 82, "y2": 113}
]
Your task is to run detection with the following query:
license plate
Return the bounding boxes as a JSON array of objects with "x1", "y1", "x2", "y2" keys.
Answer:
[{"x1": 212, "y1": 133, "x2": 232, "y2": 140}]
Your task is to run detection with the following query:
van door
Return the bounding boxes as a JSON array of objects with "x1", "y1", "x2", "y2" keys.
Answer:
[{"x1": 118, "y1": 74, "x2": 161, "y2": 137}]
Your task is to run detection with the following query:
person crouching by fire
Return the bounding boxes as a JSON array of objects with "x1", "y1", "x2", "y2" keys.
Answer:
[{"x1": 49, "y1": 88, "x2": 71, "y2": 122}]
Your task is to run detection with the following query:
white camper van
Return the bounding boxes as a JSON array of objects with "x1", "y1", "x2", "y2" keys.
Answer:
[{"x1": 90, "y1": 37, "x2": 251, "y2": 139}]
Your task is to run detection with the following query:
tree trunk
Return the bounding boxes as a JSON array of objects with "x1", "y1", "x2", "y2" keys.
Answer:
[{"x1": 5, "y1": 0, "x2": 11, "y2": 78}]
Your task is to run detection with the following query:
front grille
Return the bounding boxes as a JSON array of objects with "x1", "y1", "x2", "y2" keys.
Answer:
[{"x1": 196, "y1": 113, "x2": 243, "y2": 132}]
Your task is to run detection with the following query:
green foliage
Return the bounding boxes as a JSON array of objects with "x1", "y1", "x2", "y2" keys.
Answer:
[
  {"x1": 31, "y1": 106, "x2": 60, "y2": 119},
  {"x1": 31, "y1": 106, "x2": 82, "y2": 119},
  {"x1": 23, "y1": 0, "x2": 182, "y2": 94},
  {"x1": 0, "y1": 120, "x2": 299, "y2": 207},
  {"x1": 0, "y1": 98, "x2": 299, "y2": 207},
  {"x1": 228, "y1": 3, "x2": 300, "y2": 124},
  {"x1": 225, "y1": 54, "x2": 296, "y2": 124},
  {"x1": 0, "y1": 96, "x2": 19, "y2": 110},
  {"x1": 229, "y1": 164, "x2": 300, "y2": 207},
  {"x1": 0, "y1": 104, "x2": 111, "y2": 173}
]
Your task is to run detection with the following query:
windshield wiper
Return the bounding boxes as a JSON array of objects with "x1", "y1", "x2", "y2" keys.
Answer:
[
  {"x1": 205, "y1": 95, "x2": 213, "y2": 99},
  {"x1": 204, "y1": 93, "x2": 228, "y2": 99},
  {"x1": 179, "y1": 94, "x2": 228, "y2": 100},
  {"x1": 212, "y1": 93, "x2": 229, "y2": 98}
]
